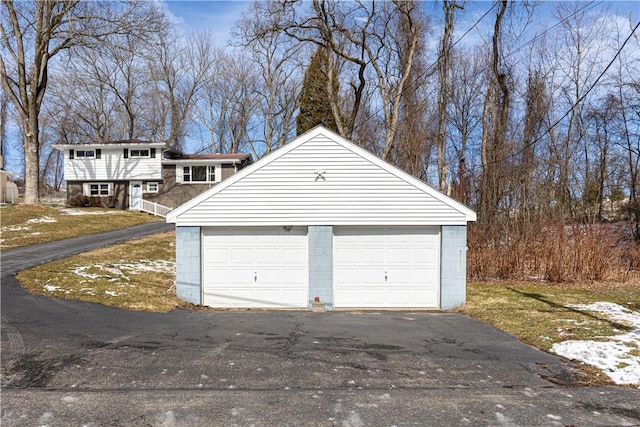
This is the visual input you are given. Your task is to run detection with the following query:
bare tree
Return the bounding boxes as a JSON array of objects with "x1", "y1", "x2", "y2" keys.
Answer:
[
  {"x1": 234, "y1": 3, "x2": 305, "y2": 154},
  {"x1": 436, "y1": 0, "x2": 463, "y2": 192},
  {"x1": 0, "y1": 1, "x2": 162, "y2": 203},
  {"x1": 546, "y1": 2, "x2": 612, "y2": 216},
  {"x1": 448, "y1": 47, "x2": 485, "y2": 203},
  {"x1": 251, "y1": 0, "x2": 424, "y2": 160},
  {"x1": 194, "y1": 50, "x2": 260, "y2": 155},
  {"x1": 0, "y1": 92, "x2": 7, "y2": 168},
  {"x1": 148, "y1": 30, "x2": 214, "y2": 151},
  {"x1": 389, "y1": 3, "x2": 431, "y2": 179},
  {"x1": 478, "y1": 0, "x2": 512, "y2": 226}
]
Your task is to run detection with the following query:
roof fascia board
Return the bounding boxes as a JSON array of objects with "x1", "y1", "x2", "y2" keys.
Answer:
[
  {"x1": 162, "y1": 159, "x2": 243, "y2": 165},
  {"x1": 166, "y1": 126, "x2": 477, "y2": 223},
  {"x1": 52, "y1": 142, "x2": 167, "y2": 150},
  {"x1": 320, "y1": 128, "x2": 477, "y2": 221}
]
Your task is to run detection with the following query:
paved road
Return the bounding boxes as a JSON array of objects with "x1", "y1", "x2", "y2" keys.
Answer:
[
  {"x1": 1, "y1": 221, "x2": 173, "y2": 276},
  {"x1": 1, "y1": 224, "x2": 639, "y2": 426}
]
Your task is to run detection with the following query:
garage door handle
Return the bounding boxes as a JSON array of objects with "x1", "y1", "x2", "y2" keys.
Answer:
[
  {"x1": 385, "y1": 271, "x2": 388, "y2": 282},
  {"x1": 254, "y1": 272, "x2": 257, "y2": 283}
]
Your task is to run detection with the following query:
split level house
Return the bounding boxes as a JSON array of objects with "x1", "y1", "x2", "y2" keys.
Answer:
[{"x1": 53, "y1": 140, "x2": 252, "y2": 214}]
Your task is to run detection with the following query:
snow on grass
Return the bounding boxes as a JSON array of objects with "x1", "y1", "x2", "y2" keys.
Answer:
[
  {"x1": 551, "y1": 302, "x2": 640, "y2": 386},
  {"x1": 26, "y1": 216, "x2": 57, "y2": 224},
  {"x1": 59, "y1": 208, "x2": 118, "y2": 216},
  {"x1": 1, "y1": 225, "x2": 31, "y2": 232},
  {"x1": 72, "y1": 260, "x2": 175, "y2": 280},
  {"x1": 42, "y1": 260, "x2": 175, "y2": 299}
]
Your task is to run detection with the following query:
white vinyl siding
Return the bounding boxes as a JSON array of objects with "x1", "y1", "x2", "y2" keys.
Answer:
[
  {"x1": 333, "y1": 226, "x2": 440, "y2": 308},
  {"x1": 202, "y1": 227, "x2": 308, "y2": 308},
  {"x1": 63, "y1": 147, "x2": 162, "y2": 181},
  {"x1": 172, "y1": 134, "x2": 469, "y2": 226}
]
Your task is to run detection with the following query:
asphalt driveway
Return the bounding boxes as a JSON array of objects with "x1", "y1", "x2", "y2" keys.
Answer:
[{"x1": 1, "y1": 223, "x2": 639, "y2": 426}]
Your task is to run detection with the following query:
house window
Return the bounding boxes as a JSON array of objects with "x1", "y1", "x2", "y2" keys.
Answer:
[
  {"x1": 130, "y1": 149, "x2": 150, "y2": 158},
  {"x1": 145, "y1": 182, "x2": 159, "y2": 193},
  {"x1": 182, "y1": 165, "x2": 216, "y2": 183},
  {"x1": 76, "y1": 150, "x2": 95, "y2": 158},
  {"x1": 83, "y1": 183, "x2": 112, "y2": 197}
]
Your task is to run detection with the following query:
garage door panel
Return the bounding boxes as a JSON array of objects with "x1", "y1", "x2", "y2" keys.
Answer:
[
  {"x1": 280, "y1": 248, "x2": 307, "y2": 264},
  {"x1": 387, "y1": 247, "x2": 412, "y2": 264},
  {"x1": 334, "y1": 226, "x2": 439, "y2": 308},
  {"x1": 203, "y1": 227, "x2": 308, "y2": 308}
]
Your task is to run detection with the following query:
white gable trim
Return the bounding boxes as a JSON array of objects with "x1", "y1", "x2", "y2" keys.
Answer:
[{"x1": 166, "y1": 126, "x2": 476, "y2": 224}]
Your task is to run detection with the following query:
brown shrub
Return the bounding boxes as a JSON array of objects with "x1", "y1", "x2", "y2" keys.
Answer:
[{"x1": 468, "y1": 221, "x2": 638, "y2": 283}]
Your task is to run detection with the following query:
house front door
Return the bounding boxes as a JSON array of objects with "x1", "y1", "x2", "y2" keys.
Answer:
[{"x1": 130, "y1": 181, "x2": 142, "y2": 210}]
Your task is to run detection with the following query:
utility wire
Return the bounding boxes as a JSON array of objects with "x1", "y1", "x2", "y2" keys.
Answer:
[
  {"x1": 351, "y1": 0, "x2": 600, "y2": 133},
  {"x1": 351, "y1": 1, "x2": 498, "y2": 131},
  {"x1": 483, "y1": 18, "x2": 640, "y2": 168}
]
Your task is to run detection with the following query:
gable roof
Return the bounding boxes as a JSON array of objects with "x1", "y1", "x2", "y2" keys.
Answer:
[
  {"x1": 166, "y1": 126, "x2": 476, "y2": 225},
  {"x1": 162, "y1": 153, "x2": 252, "y2": 163},
  {"x1": 53, "y1": 140, "x2": 166, "y2": 150}
]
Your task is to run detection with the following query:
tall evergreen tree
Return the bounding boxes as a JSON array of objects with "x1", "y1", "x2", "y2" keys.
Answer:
[{"x1": 296, "y1": 47, "x2": 339, "y2": 135}]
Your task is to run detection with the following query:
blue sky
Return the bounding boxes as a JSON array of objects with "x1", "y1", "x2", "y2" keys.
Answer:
[
  {"x1": 163, "y1": 1, "x2": 252, "y2": 45},
  {"x1": 2, "y1": 1, "x2": 638, "y2": 176},
  {"x1": 162, "y1": 1, "x2": 639, "y2": 48}
]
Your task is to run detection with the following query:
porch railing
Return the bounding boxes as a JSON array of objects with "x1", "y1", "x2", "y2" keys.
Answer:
[{"x1": 138, "y1": 199, "x2": 173, "y2": 217}]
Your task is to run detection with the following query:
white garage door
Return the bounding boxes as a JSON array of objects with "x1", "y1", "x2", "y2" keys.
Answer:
[
  {"x1": 334, "y1": 226, "x2": 439, "y2": 308},
  {"x1": 202, "y1": 227, "x2": 308, "y2": 308}
]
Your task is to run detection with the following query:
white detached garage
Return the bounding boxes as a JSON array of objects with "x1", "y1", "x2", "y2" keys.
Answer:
[{"x1": 166, "y1": 126, "x2": 476, "y2": 310}]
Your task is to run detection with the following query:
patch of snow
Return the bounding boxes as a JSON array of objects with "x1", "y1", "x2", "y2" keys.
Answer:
[
  {"x1": 26, "y1": 216, "x2": 56, "y2": 224},
  {"x1": 556, "y1": 319, "x2": 588, "y2": 325},
  {"x1": 550, "y1": 302, "x2": 640, "y2": 386},
  {"x1": 1, "y1": 225, "x2": 30, "y2": 232},
  {"x1": 71, "y1": 260, "x2": 175, "y2": 281},
  {"x1": 569, "y1": 302, "x2": 640, "y2": 328},
  {"x1": 59, "y1": 208, "x2": 117, "y2": 216},
  {"x1": 72, "y1": 266, "x2": 103, "y2": 280},
  {"x1": 43, "y1": 284, "x2": 61, "y2": 292},
  {"x1": 105, "y1": 291, "x2": 119, "y2": 297}
]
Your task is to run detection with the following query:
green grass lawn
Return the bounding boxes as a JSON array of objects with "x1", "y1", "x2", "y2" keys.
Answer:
[
  {"x1": 461, "y1": 281, "x2": 639, "y2": 351},
  {"x1": 0, "y1": 204, "x2": 161, "y2": 249}
]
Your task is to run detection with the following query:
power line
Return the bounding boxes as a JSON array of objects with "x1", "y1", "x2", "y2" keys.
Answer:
[
  {"x1": 483, "y1": 18, "x2": 640, "y2": 168},
  {"x1": 352, "y1": 0, "x2": 601, "y2": 133},
  {"x1": 352, "y1": 1, "x2": 498, "y2": 131}
]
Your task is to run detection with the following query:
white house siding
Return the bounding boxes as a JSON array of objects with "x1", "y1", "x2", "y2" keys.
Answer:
[
  {"x1": 62, "y1": 148, "x2": 162, "y2": 181},
  {"x1": 171, "y1": 135, "x2": 469, "y2": 227}
]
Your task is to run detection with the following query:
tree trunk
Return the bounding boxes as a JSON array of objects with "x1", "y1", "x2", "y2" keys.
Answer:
[{"x1": 23, "y1": 119, "x2": 40, "y2": 204}]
